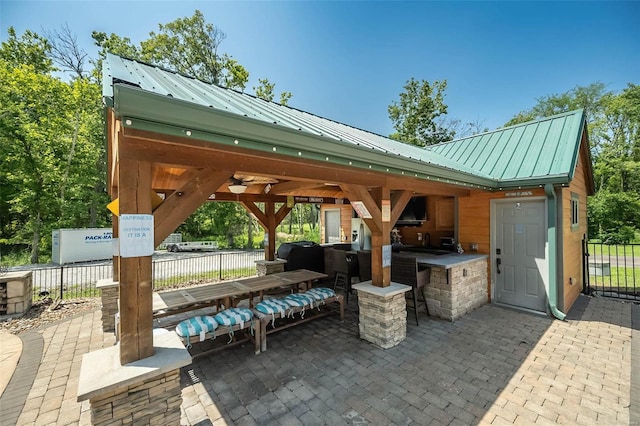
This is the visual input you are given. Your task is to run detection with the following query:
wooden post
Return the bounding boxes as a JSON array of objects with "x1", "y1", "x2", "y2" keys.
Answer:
[
  {"x1": 265, "y1": 202, "x2": 276, "y2": 261},
  {"x1": 112, "y1": 213, "x2": 120, "y2": 279},
  {"x1": 241, "y1": 201, "x2": 291, "y2": 262},
  {"x1": 118, "y1": 158, "x2": 154, "y2": 364},
  {"x1": 369, "y1": 187, "x2": 391, "y2": 287}
]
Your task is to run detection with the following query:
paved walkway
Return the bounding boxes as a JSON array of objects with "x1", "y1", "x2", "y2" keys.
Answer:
[{"x1": 0, "y1": 294, "x2": 636, "y2": 425}]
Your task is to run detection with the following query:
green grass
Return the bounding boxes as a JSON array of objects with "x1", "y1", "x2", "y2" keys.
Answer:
[
  {"x1": 587, "y1": 243, "x2": 640, "y2": 257},
  {"x1": 589, "y1": 266, "x2": 640, "y2": 290},
  {"x1": 152, "y1": 267, "x2": 256, "y2": 291}
]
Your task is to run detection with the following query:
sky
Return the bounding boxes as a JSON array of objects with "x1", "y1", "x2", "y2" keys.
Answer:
[{"x1": 2, "y1": 1, "x2": 639, "y2": 136}]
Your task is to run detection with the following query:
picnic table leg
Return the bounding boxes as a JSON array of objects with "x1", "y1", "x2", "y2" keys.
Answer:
[
  {"x1": 260, "y1": 319, "x2": 267, "y2": 352},
  {"x1": 254, "y1": 319, "x2": 261, "y2": 354}
]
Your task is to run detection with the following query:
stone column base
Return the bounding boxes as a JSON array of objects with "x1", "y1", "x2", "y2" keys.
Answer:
[
  {"x1": 77, "y1": 331, "x2": 191, "y2": 425},
  {"x1": 96, "y1": 279, "x2": 119, "y2": 332},
  {"x1": 352, "y1": 281, "x2": 411, "y2": 349},
  {"x1": 255, "y1": 259, "x2": 287, "y2": 276}
]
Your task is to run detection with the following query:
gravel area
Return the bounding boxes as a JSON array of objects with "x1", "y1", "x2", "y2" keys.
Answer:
[{"x1": 0, "y1": 297, "x2": 101, "y2": 335}]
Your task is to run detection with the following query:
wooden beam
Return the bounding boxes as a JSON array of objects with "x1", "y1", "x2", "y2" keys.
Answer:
[
  {"x1": 240, "y1": 202, "x2": 291, "y2": 231},
  {"x1": 386, "y1": 175, "x2": 471, "y2": 197},
  {"x1": 340, "y1": 184, "x2": 382, "y2": 233},
  {"x1": 270, "y1": 181, "x2": 325, "y2": 194},
  {"x1": 275, "y1": 204, "x2": 292, "y2": 225},
  {"x1": 209, "y1": 193, "x2": 349, "y2": 204},
  {"x1": 118, "y1": 158, "x2": 153, "y2": 364},
  {"x1": 121, "y1": 128, "x2": 473, "y2": 197},
  {"x1": 240, "y1": 202, "x2": 267, "y2": 227},
  {"x1": 391, "y1": 190, "x2": 414, "y2": 226},
  {"x1": 121, "y1": 130, "x2": 389, "y2": 187},
  {"x1": 152, "y1": 168, "x2": 233, "y2": 247}
]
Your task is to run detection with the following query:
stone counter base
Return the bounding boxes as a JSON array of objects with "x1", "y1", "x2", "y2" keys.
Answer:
[
  {"x1": 425, "y1": 259, "x2": 488, "y2": 321},
  {"x1": 90, "y1": 370, "x2": 181, "y2": 425}
]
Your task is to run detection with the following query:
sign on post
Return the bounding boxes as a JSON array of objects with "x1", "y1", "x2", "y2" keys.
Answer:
[{"x1": 119, "y1": 214, "x2": 154, "y2": 258}]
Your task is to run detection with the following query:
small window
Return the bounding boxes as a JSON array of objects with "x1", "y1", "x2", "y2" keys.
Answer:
[{"x1": 571, "y1": 193, "x2": 579, "y2": 230}]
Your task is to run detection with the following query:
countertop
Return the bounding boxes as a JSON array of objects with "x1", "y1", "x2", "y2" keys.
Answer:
[{"x1": 396, "y1": 251, "x2": 488, "y2": 269}]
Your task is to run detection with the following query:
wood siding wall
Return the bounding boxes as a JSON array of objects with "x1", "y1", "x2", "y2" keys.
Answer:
[
  {"x1": 457, "y1": 188, "x2": 546, "y2": 302},
  {"x1": 561, "y1": 139, "x2": 590, "y2": 311}
]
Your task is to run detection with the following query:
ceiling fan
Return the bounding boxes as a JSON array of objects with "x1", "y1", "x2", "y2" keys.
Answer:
[{"x1": 228, "y1": 174, "x2": 279, "y2": 194}]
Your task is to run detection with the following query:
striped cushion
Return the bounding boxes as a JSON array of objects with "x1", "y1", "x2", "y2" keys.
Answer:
[
  {"x1": 256, "y1": 298, "x2": 290, "y2": 327},
  {"x1": 283, "y1": 293, "x2": 316, "y2": 319},
  {"x1": 306, "y1": 287, "x2": 336, "y2": 301},
  {"x1": 284, "y1": 293, "x2": 316, "y2": 308},
  {"x1": 215, "y1": 308, "x2": 253, "y2": 328},
  {"x1": 175, "y1": 316, "x2": 218, "y2": 347},
  {"x1": 255, "y1": 298, "x2": 289, "y2": 316}
]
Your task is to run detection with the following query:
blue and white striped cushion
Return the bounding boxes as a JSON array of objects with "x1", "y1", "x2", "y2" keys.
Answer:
[
  {"x1": 306, "y1": 287, "x2": 336, "y2": 301},
  {"x1": 283, "y1": 293, "x2": 316, "y2": 318},
  {"x1": 255, "y1": 298, "x2": 289, "y2": 316},
  {"x1": 284, "y1": 293, "x2": 316, "y2": 308},
  {"x1": 215, "y1": 308, "x2": 253, "y2": 328},
  {"x1": 175, "y1": 316, "x2": 218, "y2": 347},
  {"x1": 256, "y1": 298, "x2": 290, "y2": 327}
]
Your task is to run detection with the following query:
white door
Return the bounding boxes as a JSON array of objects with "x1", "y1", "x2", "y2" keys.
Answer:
[
  {"x1": 494, "y1": 199, "x2": 547, "y2": 312},
  {"x1": 324, "y1": 209, "x2": 341, "y2": 243}
]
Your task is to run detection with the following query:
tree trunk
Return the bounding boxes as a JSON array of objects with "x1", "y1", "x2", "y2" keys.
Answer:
[
  {"x1": 247, "y1": 211, "x2": 254, "y2": 248},
  {"x1": 30, "y1": 210, "x2": 41, "y2": 264}
]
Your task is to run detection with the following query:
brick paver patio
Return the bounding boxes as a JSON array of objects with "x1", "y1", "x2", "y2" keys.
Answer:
[{"x1": 1, "y1": 294, "x2": 636, "y2": 425}]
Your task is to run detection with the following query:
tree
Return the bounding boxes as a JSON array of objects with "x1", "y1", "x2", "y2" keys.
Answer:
[
  {"x1": 0, "y1": 27, "x2": 53, "y2": 74},
  {"x1": 388, "y1": 78, "x2": 454, "y2": 147},
  {"x1": 254, "y1": 77, "x2": 292, "y2": 106},
  {"x1": 138, "y1": 10, "x2": 249, "y2": 90},
  {"x1": 507, "y1": 82, "x2": 640, "y2": 241},
  {"x1": 0, "y1": 60, "x2": 74, "y2": 262}
]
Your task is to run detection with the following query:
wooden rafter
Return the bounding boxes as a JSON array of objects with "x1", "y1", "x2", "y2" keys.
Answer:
[
  {"x1": 391, "y1": 190, "x2": 414, "y2": 226},
  {"x1": 340, "y1": 184, "x2": 382, "y2": 233},
  {"x1": 152, "y1": 168, "x2": 233, "y2": 247}
]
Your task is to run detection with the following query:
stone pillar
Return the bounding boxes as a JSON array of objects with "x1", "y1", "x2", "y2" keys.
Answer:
[
  {"x1": 352, "y1": 281, "x2": 411, "y2": 349},
  {"x1": 96, "y1": 278, "x2": 119, "y2": 332},
  {"x1": 77, "y1": 331, "x2": 191, "y2": 425},
  {"x1": 255, "y1": 259, "x2": 287, "y2": 276},
  {"x1": 0, "y1": 271, "x2": 32, "y2": 316}
]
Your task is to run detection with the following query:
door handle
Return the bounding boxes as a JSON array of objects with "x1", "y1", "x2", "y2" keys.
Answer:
[{"x1": 496, "y1": 258, "x2": 501, "y2": 274}]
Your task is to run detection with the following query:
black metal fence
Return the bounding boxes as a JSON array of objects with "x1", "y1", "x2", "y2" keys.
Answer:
[
  {"x1": 583, "y1": 237, "x2": 639, "y2": 301},
  {"x1": 11, "y1": 250, "x2": 265, "y2": 300}
]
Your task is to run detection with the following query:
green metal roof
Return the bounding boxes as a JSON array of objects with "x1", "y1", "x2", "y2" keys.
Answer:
[
  {"x1": 103, "y1": 54, "x2": 590, "y2": 191},
  {"x1": 428, "y1": 110, "x2": 588, "y2": 187}
]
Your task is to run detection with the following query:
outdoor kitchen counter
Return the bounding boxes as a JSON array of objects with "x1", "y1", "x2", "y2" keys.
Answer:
[
  {"x1": 396, "y1": 251, "x2": 488, "y2": 269},
  {"x1": 396, "y1": 251, "x2": 489, "y2": 321}
]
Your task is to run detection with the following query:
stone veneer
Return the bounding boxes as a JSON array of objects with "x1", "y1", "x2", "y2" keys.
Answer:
[
  {"x1": 255, "y1": 259, "x2": 287, "y2": 276},
  {"x1": 96, "y1": 278, "x2": 119, "y2": 332},
  {"x1": 424, "y1": 258, "x2": 488, "y2": 321},
  {"x1": 89, "y1": 370, "x2": 181, "y2": 425},
  {"x1": 352, "y1": 282, "x2": 411, "y2": 349},
  {"x1": 0, "y1": 271, "x2": 32, "y2": 315},
  {"x1": 77, "y1": 331, "x2": 191, "y2": 426}
]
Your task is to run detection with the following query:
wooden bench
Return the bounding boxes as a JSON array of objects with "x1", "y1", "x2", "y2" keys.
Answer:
[
  {"x1": 176, "y1": 316, "x2": 261, "y2": 358},
  {"x1": 253, "y1": 292, "x2": 344, "y2": 352}
]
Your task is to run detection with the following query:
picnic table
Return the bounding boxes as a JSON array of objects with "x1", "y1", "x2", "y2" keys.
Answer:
[{"x1": 152, "y1": 269, "x2": 328, "y2": 318}]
